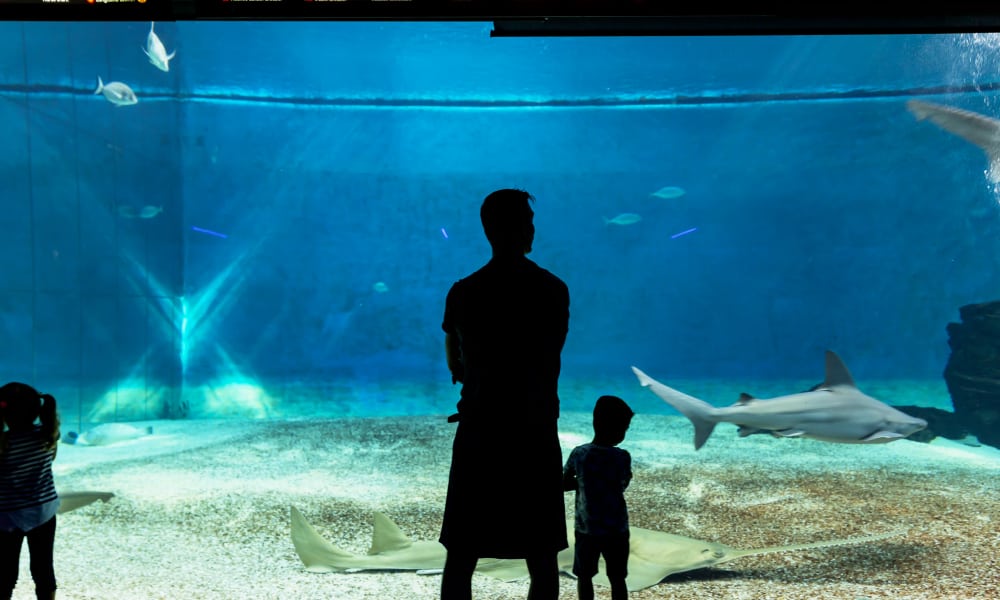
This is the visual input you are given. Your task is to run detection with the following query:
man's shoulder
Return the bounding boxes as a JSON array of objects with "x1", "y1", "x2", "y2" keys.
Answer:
[{"x1": 525, "y1": 261, "x2": 568, "y2": 296}]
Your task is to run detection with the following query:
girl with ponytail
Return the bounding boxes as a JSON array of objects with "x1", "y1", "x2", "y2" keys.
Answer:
[{"x1": 0, "y1": 382, "x2": 61, "y2": 600}]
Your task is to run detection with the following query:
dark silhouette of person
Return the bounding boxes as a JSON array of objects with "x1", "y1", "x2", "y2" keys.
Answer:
[
  {"x1": 440, "y1": 188, "x2": 570, "y2": 600},
  {"x1": 0, "y1": 382, "x2": 61, "y2": 600},
  {"x1": 563, "y1": 395, "x2": 634, "y2": 600}
]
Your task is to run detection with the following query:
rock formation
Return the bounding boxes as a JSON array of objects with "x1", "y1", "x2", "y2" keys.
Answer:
[{"x1": 942, "y1": 300, "x2": 1000, "y2": 448}]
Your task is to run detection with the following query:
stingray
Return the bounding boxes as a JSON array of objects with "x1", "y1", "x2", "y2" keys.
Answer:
[{"x1": 290, "y1": 506, "x2": 905, "y2": 591}]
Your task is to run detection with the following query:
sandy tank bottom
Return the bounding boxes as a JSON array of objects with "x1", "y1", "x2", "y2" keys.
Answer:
[{"x1": 9, "y1": 411, "x2": 999, "y2": 600}]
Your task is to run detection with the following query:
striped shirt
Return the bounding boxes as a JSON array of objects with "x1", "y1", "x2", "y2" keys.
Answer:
[{"x1": 0, "y1": 428, "x2": 59, "y2": 532}]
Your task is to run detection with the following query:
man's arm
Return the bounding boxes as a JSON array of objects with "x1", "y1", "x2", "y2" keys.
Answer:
[{"x1": 445, "y1": 333, "x2": 464, "y2": 384}]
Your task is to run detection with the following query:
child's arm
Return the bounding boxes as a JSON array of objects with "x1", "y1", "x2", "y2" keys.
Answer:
[
  {"x1": 621, "y1": 450, "x2": 633, "y2": 490},
  {"x1": 562, "y1": 452, "x2": 578, "y2": 491}
]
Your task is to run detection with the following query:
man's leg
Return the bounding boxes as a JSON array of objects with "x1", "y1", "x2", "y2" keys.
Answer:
[
  {"x1": 525, "y1": 551, "x2": 559, "y2": 600},
  {"x1": 440, "y1": 551, "x2": 477, "y2": 600}
]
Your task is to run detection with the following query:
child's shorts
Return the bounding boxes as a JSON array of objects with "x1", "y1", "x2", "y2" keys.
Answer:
[{"x1": 572, "y1": 529, "x2": 630, "y2": 580}]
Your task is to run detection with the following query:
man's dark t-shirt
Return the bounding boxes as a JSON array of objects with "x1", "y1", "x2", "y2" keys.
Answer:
[{"x1": 440, "y1": 254, "x2": 570, "y2": 557}]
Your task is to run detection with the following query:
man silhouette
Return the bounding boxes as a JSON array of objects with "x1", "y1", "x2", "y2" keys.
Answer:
[{"x1": 440, "y1": 189, "x2": 570, "y2": 600}]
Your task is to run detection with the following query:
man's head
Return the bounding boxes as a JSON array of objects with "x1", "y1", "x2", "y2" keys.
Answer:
[{"x1": 480, "y1": 189, "x2": 535, "y2": 255}]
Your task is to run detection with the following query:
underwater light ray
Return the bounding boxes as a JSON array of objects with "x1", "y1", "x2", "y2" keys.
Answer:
[
  {"x1": 183, "y1": 218, "x2": 280, "y2": 372},
  {"x1": 185, "y1": 265, "x2": 251, "y2": 352},
  {"x1": 184, "y1": 345, "x2": 274, "y2": 419},
  {"x1": 119, "y1": 250, "x2": 188, "y2": 346}
]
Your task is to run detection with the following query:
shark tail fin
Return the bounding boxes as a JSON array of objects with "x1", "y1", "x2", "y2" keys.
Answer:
[
  {"x1": 290, "y1": 506, "x2": 357, "y2": 572},
  {"x1": 631, "y1": 366, "x2": 718, "y2": 450},
  {"x1": 94, "y1": 77, "x2": 103, "y2": 95},
  {"x1": 906, "y1": 99, "x2": 932, "y2": 120}
]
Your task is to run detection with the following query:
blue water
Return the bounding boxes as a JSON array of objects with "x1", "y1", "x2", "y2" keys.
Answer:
[{"x1": 2, "y1": 23, "x2": 999, "y2": 427}]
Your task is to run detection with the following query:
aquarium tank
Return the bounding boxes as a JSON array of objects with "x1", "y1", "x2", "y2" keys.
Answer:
[{"x1": 1, "y1": 17, "x2": 1000, "y2": 599}]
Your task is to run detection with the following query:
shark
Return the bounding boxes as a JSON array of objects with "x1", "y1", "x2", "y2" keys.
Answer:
[
  {"x1": 290, "y1": 506, "x2": 906, "y2": 592},
  {"x1": 58, "y1": 491, "x2": 115, "y2": 513},
  {"x1": 632, "y1": 350, "x2": 927, "y2": 450},
  {"x1": 143, "y1": 22, "x2": 176, "y2": 72},
  {"x1": 906, "y1": 98, "x2": 1000, "y2": 182}
]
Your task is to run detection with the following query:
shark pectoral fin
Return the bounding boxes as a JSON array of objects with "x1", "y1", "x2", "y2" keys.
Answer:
[
  {"x1": 861, "y1": 430, "x2": 905, "y2": 442},
  {"x1": 621, "y1": 555, "x2": 673, "y2": 592},
  {"x1": 167, "y1": 50, "x2": 176, "y2": 60},
  {"x1": 737, "y1": 426, "x2": 765, "y2": 437},
  {"x1": 772, "y1": 429, "x2": 807, "y2": 438}
]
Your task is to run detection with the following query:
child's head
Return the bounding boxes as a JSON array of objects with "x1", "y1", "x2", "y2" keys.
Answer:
[
  {"x1": 0, "y1": 382, "x2": 60, "y2": 451},
  {"x1": 592, "y1": 395, "x2": 634, "y2": 446}
]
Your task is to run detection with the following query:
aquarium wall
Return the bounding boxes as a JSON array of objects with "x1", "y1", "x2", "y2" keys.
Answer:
[{"x1": 3, "y1": 23, "x2": 1000, "y2": 426}]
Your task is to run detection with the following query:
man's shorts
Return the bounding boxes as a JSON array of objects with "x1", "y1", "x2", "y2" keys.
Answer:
[{"x1": 572, "y1": 529, "x2": 630, "y2": 580}]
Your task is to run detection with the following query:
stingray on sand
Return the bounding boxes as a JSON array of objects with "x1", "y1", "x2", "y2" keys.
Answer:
[{"x1": 290, "y1": 507, "x2": 905, "y2": 591}]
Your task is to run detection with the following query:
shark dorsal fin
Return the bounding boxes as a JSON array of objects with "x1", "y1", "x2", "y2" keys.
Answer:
[
  {"x1": 368, "y1": 512, "x2": 414, "y2": 555},
  {"x1": 822, "y1": 350, "x2": 857, "y2": 388},
  {"x1": 737, "y1": 393, "x2": 755, "y2": 404}
]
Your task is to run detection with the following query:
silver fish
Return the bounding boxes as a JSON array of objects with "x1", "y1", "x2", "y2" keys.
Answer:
[
  {"x1": 95, "y1": 77, "x2": 137, "y2": 106},
  {"x1": 603, "y1": 213, "x2": 642, "y2": 226},
  {"x1": 649, "y1": 185, "x2": 686, "y2": 199},
  {"x1": 142, "y1": 22, "x2": 175, "y2": 72},
  {"x1": 139, "y1": 205, "x2": 163, "y2": 219}
]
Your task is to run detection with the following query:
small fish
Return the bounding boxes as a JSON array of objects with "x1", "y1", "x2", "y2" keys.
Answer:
[
  {"x1": 139, "y1": 205, "x2": 163, "y2": 219},
  {"x1": 95, "y1": 77, "x2": 137, "y2": 106},
  {"x1": 142, "y1": 22, "x2": 176, "y2": 72},
  {"x1": 603, "y1": 213, "x2": 642, "y2": 226},
  {"x1": 650, "y1": 186, "x2": 686, "y2": 199},
  {"x1": 372, "y1": 282, "x2": 389, "y2": 293}
]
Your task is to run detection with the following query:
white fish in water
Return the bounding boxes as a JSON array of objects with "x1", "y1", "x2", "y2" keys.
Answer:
[
  {"x1": 649, "y1": 186, "x2": 686, "y2": 199},
  {"x1": 139, "y1": 205, "x2": 163, "y2": 218},
  {"x1": 142, "y1": 22, "x2": 175, "y2": 72},
  {"x1": 603, "y1": 213, "x2": 642, "y2": 226},
  {"x1": 64, "y1": 423, "x2": 153, "y2": 446},
  {"x1": 94, "y1": 77, "x2": 137, "y2": 106},
  {"x1": 372, "y1": 281, "x2": 389, "y2": 293}
]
